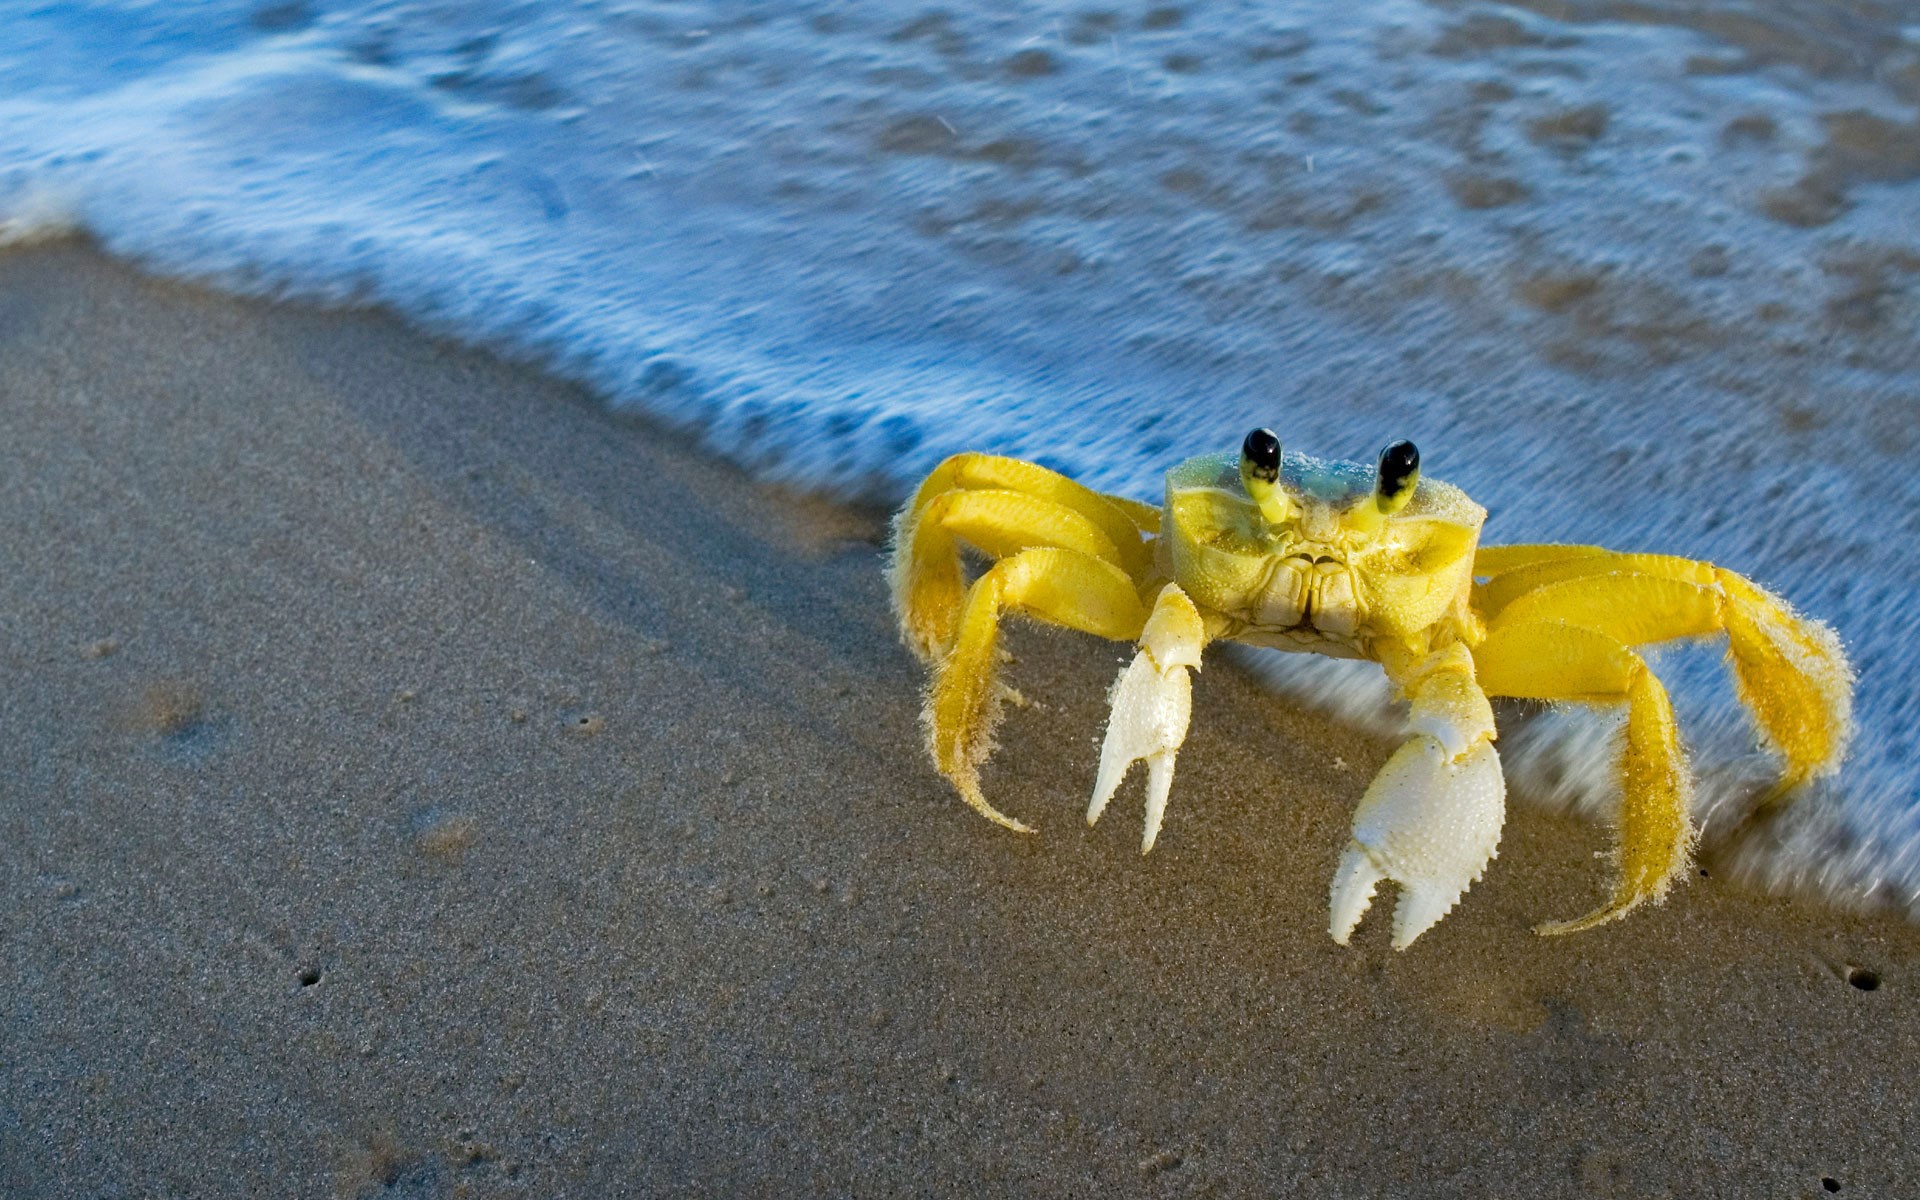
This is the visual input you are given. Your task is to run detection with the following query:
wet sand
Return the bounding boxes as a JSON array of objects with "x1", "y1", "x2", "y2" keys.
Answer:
[{"x1": 2, "y1": 242, "x2": 1916, "y2": 1198}]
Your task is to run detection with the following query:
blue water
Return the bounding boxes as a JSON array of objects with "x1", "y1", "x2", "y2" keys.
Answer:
[{"x1": 4, "y1": 0, "x2": 1918, "y2": 911}]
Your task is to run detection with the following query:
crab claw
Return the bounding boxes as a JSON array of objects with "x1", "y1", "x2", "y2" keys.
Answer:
[
  {"x1": 1329, "y1": 734, "x2": 1505, "y2": 950},
  {"x1": 1088, "y1": 649, "x2": 1191, "y2": 851},
  {"x1": 1087, "y1": 585, "x2": 1207, "y2": 853}
]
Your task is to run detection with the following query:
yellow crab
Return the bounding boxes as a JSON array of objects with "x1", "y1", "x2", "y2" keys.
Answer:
[{"x1": 887, "y1": 432, "x2": 1854, "y2": 948}]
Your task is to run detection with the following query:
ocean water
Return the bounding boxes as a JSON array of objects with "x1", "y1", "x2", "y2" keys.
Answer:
[{"x1": 3, "y1": 1, "x2": 1917, "y2": 912}]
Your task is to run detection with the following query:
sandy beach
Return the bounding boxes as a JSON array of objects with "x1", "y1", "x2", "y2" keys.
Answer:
[{"x1": 2, "y1": 241, "x2": 1916, "y2": 1197}]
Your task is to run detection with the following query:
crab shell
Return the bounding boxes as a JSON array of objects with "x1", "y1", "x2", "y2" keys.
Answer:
[{"x1": 1161, "y1": 449, "x2": 1486, "y2": 657}]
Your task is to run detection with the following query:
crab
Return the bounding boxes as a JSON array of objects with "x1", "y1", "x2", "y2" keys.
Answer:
[{"x1": 887, "y1": 432, "x2": 1854, "y2": 949}]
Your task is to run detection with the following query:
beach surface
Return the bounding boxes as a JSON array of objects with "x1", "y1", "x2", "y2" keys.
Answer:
[{"x1": 2, "y1": 242, "x2": 1917, "y2": 1197}]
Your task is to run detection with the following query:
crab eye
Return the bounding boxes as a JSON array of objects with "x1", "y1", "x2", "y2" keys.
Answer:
[
  {"x1": 1241, "y1": 428, "x2": 1281, "y2": 483},
  {"x1": 1239, "y1": 428, "x2": 1291, "y2": 524},
  {"x1": 1375, "y1": 439, "x2": 1420, "y2": 514}
]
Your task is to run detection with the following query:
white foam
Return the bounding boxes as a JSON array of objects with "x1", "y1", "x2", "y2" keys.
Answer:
[{"x1": 4, "y1": 0, "x2": 1918, "y2": 915}]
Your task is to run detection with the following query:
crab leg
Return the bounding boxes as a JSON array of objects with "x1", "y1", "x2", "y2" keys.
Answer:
[
  {"x1": 888, "y1": 454, "x2": 1154, "y2": 662},
  {"x1": 926, "y1": 547, "x2": 1149, "y2": 833},
  {"x1": 1329, "y1": 644, "x2": 1505, "y2": 950},
  {"x1": 1471, "y1": 542, "x2": 1612, "y2": 579},
  {"x1": 1474, "y1": 550, "x2": 1853, "y2": 802},
  {"x1": 1087, "y1": 584, "x2": 1210, "y2": 852},
  {"x1": 1474, "y1": 620, "x2": 1693, "y2": 934}
]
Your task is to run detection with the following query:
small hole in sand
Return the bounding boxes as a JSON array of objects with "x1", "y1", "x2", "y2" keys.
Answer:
[
  {"x1": 299, "y1": 967, "x2": 321, "y2": 987},
  {"x1": 1823, "y1": 1178, "x2": 1841, "y2": 1192},
  {"x1": 1846, "y1": 968, "x2": 1879, "y2": 992}
]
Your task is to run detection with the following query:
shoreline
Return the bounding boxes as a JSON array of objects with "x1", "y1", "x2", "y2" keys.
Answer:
[{"x1": 2, "y1": 241, "x2": 1915, "y2": 1197}]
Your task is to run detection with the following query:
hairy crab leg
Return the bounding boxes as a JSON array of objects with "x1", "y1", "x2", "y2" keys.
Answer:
[
  {"x1": 1474, "y1": 620, "x2": 1694, "y2": 934},
  {"x1": 888, "y1": 454, "x2": 1154, "y2": 663},
  {"x1": 901, "y1": 453, "x2": 1154, "y2": 565},
  {"x1": 1086, "y1": 584, "x2": 1210, "y2": 853},
  {"x1": 1329, "y1": 643, "x2": 1506, "y2": 950},
  {"x1": 926, "y1": 547, "x2": 1149, "y2": 833},
  {"x1": 1475, "y1": 554, "x2": 1853, "y2": 801},
  {"x1": 892, "y1": 489, "x2": 1128, "y2": 663}
]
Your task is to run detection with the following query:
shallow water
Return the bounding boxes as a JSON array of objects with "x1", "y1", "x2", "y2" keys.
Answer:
[{"x1": 2, "y1": 0, "x2": 1916, "y2": 910}]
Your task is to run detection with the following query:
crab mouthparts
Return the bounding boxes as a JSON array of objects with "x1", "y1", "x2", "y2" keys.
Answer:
[{"x1": 1253, "y1": 551, "x2": 1364, "y2": 637}]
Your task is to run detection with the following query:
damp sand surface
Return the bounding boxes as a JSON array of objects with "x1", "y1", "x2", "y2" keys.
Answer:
[{"x1": 3, "y1": 244, "x2": 1918, "y2": 1197}]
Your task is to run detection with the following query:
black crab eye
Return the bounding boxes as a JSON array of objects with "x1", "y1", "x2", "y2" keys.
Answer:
[
  {"x1": 1241, "y1": 427, "x2": 1281, "y2": 483},
  {"x1": 1375, "y1": 439, "x2": 1420, "y2": 512}
]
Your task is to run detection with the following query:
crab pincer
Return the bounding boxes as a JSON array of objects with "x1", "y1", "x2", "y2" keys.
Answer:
[
  {"x1": 1329, "y1": 738, "x2": 1505, "y2": 950},
  {"x1": 1330, "y1": 645, "x2": 1505, "y2": 949},
  {"x1": 1087, "y1": 584, "x2": 1209, "y2": 852}
]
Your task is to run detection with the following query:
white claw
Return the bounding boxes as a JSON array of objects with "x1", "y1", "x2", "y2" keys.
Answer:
[
  {"x1": 1328, "y1": 845, "x2": 1386, "y2": 945},
  {"x1": 1142, "y1": 755, "x2": 1174, "y2": 852},
  {"x1": 1087, "y1": 649, "x2": 1192, "y2": 853},
  {"x1": 1328, "y1": 734, "x2": 1505, "y2": 950}
]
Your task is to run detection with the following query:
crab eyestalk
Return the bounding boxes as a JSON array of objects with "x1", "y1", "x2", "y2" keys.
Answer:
[
  {"x1": 1240, "y1": 427, "x2": 1292, "y2": 526},
  {"x1": 1374, "y1": 440, "x2": 1420, "y2": 515}
]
